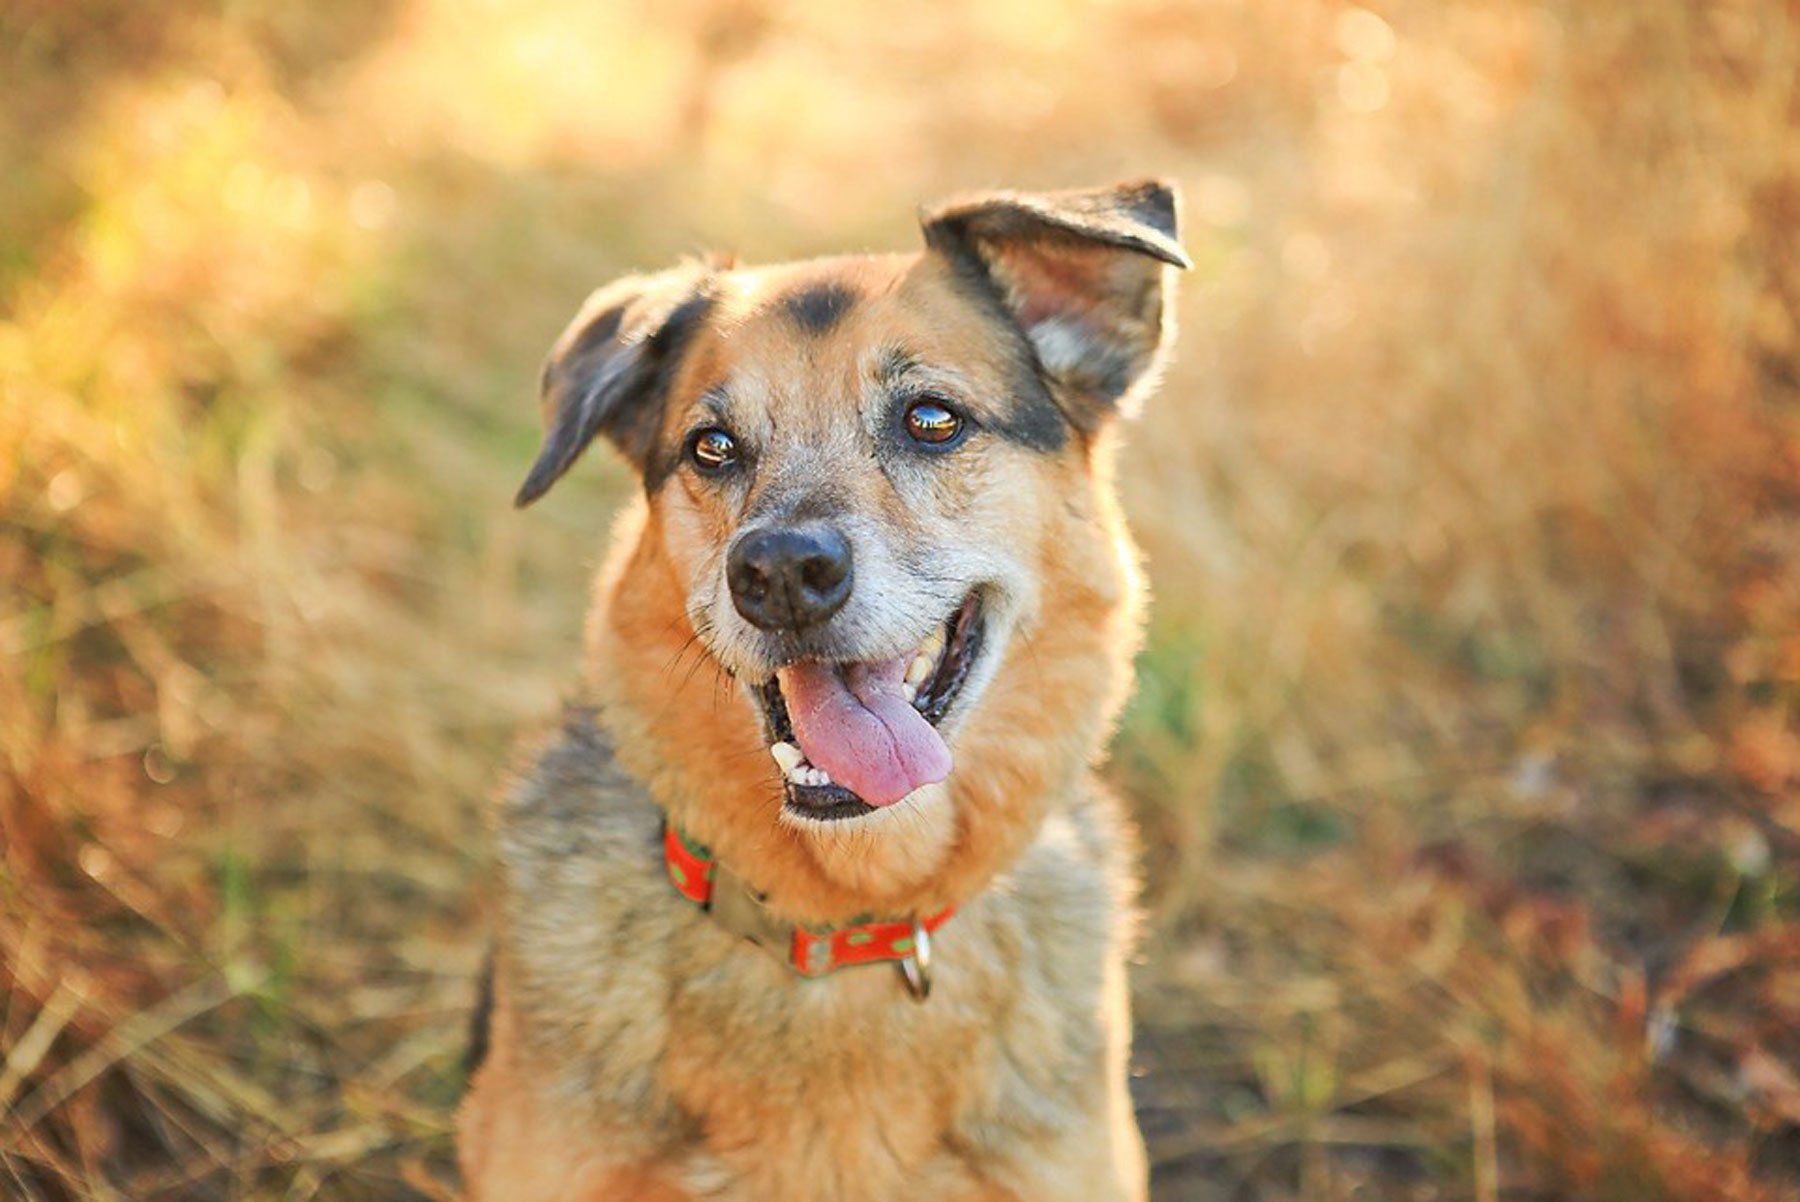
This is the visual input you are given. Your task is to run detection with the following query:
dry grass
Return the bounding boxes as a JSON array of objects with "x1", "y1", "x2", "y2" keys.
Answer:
[{"x1": 3, "y1": 2, "x2": 1798, "y2": 1199}]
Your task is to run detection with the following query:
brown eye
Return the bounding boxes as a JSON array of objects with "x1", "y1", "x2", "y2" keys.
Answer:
[
  {"x1": 904, "y1": 399, "x2": 964, "y2": 447},
  {"x1": 688, "y1": 427, "x2": 738, "y2": 473}
]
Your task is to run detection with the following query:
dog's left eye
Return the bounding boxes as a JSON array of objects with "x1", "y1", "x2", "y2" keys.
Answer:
[
  {"x1": 903, "y1": 399, "x2": 965, "y2": 447},
  {"x1": 687, "y1": 428, "x2": 739, "y2": 473}
]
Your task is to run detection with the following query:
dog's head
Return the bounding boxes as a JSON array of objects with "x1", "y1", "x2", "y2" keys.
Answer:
[{"x1": 519, "y1": 181, "x2": 1188, "y2": 912}]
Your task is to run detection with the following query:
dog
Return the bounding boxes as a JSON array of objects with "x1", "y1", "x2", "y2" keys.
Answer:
[{"x1": 458, "y1": 180, "x2": 1190, "y2": 1202}]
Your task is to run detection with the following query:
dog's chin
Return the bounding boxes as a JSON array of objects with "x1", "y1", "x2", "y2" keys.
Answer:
[
  {"x1": 740, "y1": 590, "x2": 996, "y2": 828},
  {"x1": 776, "y1": 778, "x2": 962, "y2": 893}
]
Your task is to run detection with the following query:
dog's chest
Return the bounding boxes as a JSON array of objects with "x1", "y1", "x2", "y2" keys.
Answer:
[{"x1": 652, "y1": 928, "x2": 1100, "y2": 1201}]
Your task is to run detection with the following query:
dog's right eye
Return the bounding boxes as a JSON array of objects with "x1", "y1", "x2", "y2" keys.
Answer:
[{"x1": 687, "y1": 428, "x2": 739, "y2": 474}]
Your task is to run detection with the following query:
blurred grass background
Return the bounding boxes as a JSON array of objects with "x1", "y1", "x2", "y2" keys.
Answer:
[{"x1": 3, "y1": 1, "x2": 1798, "y2": 1199}]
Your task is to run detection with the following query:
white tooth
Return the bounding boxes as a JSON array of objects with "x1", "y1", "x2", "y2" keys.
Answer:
[
  {"x1": 919, "y1": 627, "x2": 946, "y2": 659},
  {"x1": 812, "y1": 767, "x2": 832, "y2": 786},
  {"x1": 905, "y1": 653, "x2": 933, "y2": 687},
  {"x1": 770, "y1": 742, "x2": 804, "y2": 775},
  {"x1": 901, "y1": 682, "x2": 917, "y2": 703}
]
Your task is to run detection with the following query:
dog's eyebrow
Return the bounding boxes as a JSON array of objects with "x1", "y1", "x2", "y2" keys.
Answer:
[
  {"x1": 782, "y1": 282, "x2": 858, "y2": 335},
  {"x1": 874, "y1": 347, "x2": 978, "y2": 400},
  {"x1": 874, "y1": 346, "x2": 920, "y2": 382},
  {"x1": 696, "y1": 384, "x2": 732, "y2": 420}
]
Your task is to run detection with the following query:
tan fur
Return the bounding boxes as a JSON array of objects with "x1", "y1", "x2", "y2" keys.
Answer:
[{"x1": 461, "y1": 183, "x2": 1183, "y2": 1201}]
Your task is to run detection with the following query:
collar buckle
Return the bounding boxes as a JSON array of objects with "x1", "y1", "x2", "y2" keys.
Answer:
[
  {"x1": 708, "y1": 860, "x2": 796, "y2": 960},
  {"x1": 898, "y1": 919, "x2": 932, "y2": 1001}
]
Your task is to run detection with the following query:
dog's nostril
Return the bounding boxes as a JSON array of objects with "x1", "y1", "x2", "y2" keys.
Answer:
[
  {"x1": 736, "y1": 564, "x2": 770, "y2": 599},
  {"x1": 727, "y1": 524, "x2": 854, "y2": 632},
  {"x1": 799, "y1": 552, "x2": 848, "y2": 593}
]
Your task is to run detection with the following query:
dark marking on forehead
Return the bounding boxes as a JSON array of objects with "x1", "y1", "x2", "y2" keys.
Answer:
[{"x1": 782, "y1": 282, "x2": 859, "y2": 335}]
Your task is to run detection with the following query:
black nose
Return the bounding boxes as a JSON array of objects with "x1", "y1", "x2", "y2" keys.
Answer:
[{"x1": 727, "y1": 524, "x2": 854, "y2": 632}]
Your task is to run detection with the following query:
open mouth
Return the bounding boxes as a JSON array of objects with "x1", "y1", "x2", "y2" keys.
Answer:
[{"x1": 756, "y1": 593, "x2": 986, "y2": 822}]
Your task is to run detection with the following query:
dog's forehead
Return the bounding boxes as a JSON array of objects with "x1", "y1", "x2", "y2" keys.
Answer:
[
  {"x1": 702, "y1": 253, "x2": 986, "y2": 372},
  {"x1": 660, "y1": 250, "x2": 1068, "y2": 457}
]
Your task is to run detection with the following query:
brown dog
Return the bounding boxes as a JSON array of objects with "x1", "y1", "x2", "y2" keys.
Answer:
[{"x1": 458, "y1": 180, "x2": 1189, "y2": 1202}]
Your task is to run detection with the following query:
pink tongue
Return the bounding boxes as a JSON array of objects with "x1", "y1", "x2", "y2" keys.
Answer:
[{"x1": 777, "y1": 657, "x2": 951, "y2": 807}]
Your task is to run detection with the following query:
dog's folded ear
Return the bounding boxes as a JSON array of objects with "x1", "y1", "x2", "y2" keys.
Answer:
[
  {"x1": 921, "y1": 180, "x2": 1190, "y2": 430},
  {"x1": 516, "y1": 264, "x2": 713, "y2": 507}
]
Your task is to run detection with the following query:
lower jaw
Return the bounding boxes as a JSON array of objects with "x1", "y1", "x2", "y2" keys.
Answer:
[{"x1": 782, "y1": 780, "x2": 877, "y2": 822}]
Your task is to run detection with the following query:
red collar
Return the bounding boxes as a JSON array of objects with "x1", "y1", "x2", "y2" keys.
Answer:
[{"x1": 663, "y1": 824, "x2": 953, "y2": 997}]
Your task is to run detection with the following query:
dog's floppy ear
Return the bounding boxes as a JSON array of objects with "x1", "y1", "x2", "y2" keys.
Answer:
[
  {"x1": 921, "y1": 180, "x2": 1190, "y2": 429},
  {"x1": 516, "y1": 264, "x2": 713, "y2": 507}
]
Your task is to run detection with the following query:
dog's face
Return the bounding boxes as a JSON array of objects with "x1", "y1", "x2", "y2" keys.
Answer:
[{"x1": 518, "y1": 182, "x2": 1187, "y2": 904}]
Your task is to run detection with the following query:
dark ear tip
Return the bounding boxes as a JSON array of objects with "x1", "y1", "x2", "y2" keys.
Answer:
[
  {"x1": 1123, "y1": 177, "x2": 1179, "y2": 208},
  {"x1": 513, "y1": 463, "x2": 556, "y2": 508},
  {"x1": 1113, "y1": 178, "x2": 1192, "y2": 268}
]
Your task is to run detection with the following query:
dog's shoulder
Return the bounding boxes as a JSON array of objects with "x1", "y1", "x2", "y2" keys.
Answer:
[
  {"x1": 495, "y1": 704, "x2": 684, "y2": 966},
  {"x1": 492, "y1": 707, "x2": 693, "y2": 1119},
  {"x1": 496, "y1": 705, "x2": 662, "y2": 869}
]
